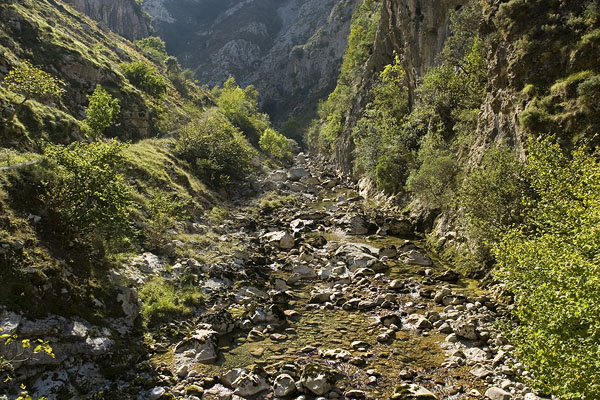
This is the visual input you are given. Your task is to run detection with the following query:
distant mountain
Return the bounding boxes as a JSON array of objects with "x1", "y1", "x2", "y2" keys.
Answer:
[{"x1": 144, "y1": 0, "x2": 360, "y2": 128}]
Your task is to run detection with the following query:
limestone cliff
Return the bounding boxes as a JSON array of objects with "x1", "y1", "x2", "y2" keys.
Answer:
[
  {"x1": 336, "y1": 0, "x2": 465, "y2": 172},
  {"x1": 144, "y1": 0, "x2": 359, "y2": 124},
  {"x1": 63, "y1": 0, "x2": 150, "y2": 41}
]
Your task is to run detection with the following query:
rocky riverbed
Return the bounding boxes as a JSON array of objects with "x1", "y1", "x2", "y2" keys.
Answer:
[{"x1": 1, "y1": 154, "x2": 547, "y2": 400}]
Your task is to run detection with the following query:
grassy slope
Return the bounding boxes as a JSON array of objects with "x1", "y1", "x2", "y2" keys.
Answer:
[{"x1": 0, "y1": 0, "x2": 211, "y2": 149}]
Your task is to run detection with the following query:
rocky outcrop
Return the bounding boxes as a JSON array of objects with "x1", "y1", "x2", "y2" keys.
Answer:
[
  {"x1": 63, "y1": 0, "x2": 150, "y2": 41},
  {"x1": 336, "y1": 0, "x2": 465, "y2": 172},
  {"x1": 144, "y1": 0, "x2": 359, "y2": 124}
]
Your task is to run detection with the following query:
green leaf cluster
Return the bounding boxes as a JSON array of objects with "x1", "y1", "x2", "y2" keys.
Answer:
[
  {"x1": 2, "y1": 60, "x2": 65, "y2": 104},
  {"x1": 43, "y1": 140, "x2": 133, "y2": 241},
  {"x1": 134, "y1": 36, "x2": 168, "y2": 64},
  {"x1": 121, "y1": 61, "x2": 168, "y2": 98},
  {"x1": 175, "y1": 108, "x2": 256, "y2": 187},
  {"x1": 82, "y1": 85, "x2": 120, "y2": 138},
  {"x1": 211, "y1": 76, "x2": 270, "y2": 145},
  {"x1": 494, "y1": 138, "x2": 600, "y2": 399},
  {"x1": 259, "y1": 128, "x2": 293, "y2": 161}
]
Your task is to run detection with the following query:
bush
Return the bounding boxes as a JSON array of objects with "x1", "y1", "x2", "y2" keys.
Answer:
[
  {"x1": 460, "y1": 145, "x2": 527, "y2": 245},
  {"x1": 175, "y1": 109, "x2": 256, "y2": 186},
  {"x1": 145, "y1": 191, "x2": 188, "y2": 253},
  {"x1": 134, "y1": 36, "x2": 168, "y2": 64},
  {"x1": 2, "y1": 60, "x2": 65, "y2": 105},
  {"x1": 406, "y1": 133, "x2": 458, "y2": 210},
  {"x1": 494, "y1": 138, "x2": 600, "y2": 399},
  {"x1": 82, "y1": 85, "x2": 120, "y2": 138},
  {"x1": 212, "y1": 76, "x2": 268, "y2": 145},
  {"x1": 43, "y1": 140, "x2": 132, "y2": 241},
  {"x1": 259, "y1": 128, "x2": 293, "y2": 161},
  {"x1": 121, "y1": 61, "x2": 168, "y2": 98}
]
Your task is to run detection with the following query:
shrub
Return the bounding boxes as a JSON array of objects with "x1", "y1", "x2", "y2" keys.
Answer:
[
  {"x1": 211, "y1": 77, "x2": 271, "y2": 145},
  {"x1": 460, "y1": 145, "x2": 527, "y2": 245},
  {"x1": 494, "y1": 138, "x2": 600, "y2": 399},
  {"x1": 2, "y1": 60, "x2": 65, "y2": 106},
  {"x1": 259, "y1": 128, "x2": 293, "y2": 161},
  {"x1": 82, "y1": 85, "x2": 120, "y2": 138},
  {"x1": 43, "y1": 140, "x2": 132, "y2": 241},
  {"x1": 134, "y1": 36, "x2": 168, "y2": 64},
  {"x1": 175, "y1": 109, "x2": 256, "y2": 186},
  {"x1": 121, "y1": 61, "x2": 168, "y2": 98},
  {"x1": 145, "y1": 191, "x2": 188, "y2": 253},
  {"x1": 406, "y1": 133, "x2": 458, "y2": 210}
]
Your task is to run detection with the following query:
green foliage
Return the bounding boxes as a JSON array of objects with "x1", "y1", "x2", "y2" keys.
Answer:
[
  {"x1": 494, "y1": 138, "x2": 600, "y2": 399},
  {"x1": 460, "y1": 145, "x2": 527, "y2": 246},
  {"x1": 2, "y1": 60, "x2": 65, "y2": 105},
  {"x1": 43, "y1": 140, "x2": 132, "y2": 241},
  {"x1": 82, "y1": 85, "x2": 120, "y2": 138},
  {"x1": 307, "y1": 0, "x2": 380, "y2": 155},
  {"x1": 259, "y1": 128, "x2": 293, "y2": 161},
  {"x1": 134, "y1": 36, "x2": 168, "y2": 64},
  {"x1": 121, "y1": 61, "x2": 168, "y2": 98},
  {"x1": 139, "y1": 277, "x2": 203, "y2": 326},
  {"x1": 175, "y1": 108, "x2": 256, "y2": 186},
  {"x1": 211, "y1": 76, "x2": 269, "y2": 145},
  {"x1": 406, "y1": 133, "x2": 458, "y2": 210},
  {"x1": 1, "y1": 333, "x2": 54, "y2": 385},
  {"x1": 145, "y1": 191, "x2": 188, "y2": 253},
  {"x1": 353, "y1": 55, "x2": 413, "y2": 194}
]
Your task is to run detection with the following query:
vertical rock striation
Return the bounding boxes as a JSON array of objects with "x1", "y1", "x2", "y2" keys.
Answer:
[{"x1": 63, "y1": 0, "x2": 150, "y2": 41}]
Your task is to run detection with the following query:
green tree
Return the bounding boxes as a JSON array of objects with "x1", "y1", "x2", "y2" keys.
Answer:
[
  {"x1": 2, "y1": 60, "x2": 65, "y2": 116},
  {"x1": 494, "y1": 138, "x2": 600, "y2": 399},
  {"x1": 121, "y1": 61, "x2": 168, "y2": 98},
  {"x1": 43, "y1": 140, "x2": 132, "y2": 242},
  {"x1": 259, "y1": 128, "x2": 293, "y2": 161},
  {"x1": 211, "y1": 76, "x2": 269, "y2": 144},
  {"x1": 175, "y1": 108, "x2": 256, "y2": 186},
  {"x1": 82, "y1": 85, "x2": 120, "y2": 138},
  {"x1": 134, "y1": 36, "x2": 168, "y2": 64}
]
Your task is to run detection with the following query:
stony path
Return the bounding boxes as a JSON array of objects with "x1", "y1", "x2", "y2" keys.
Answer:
[{"x1": 152, "y1": 154, "x2": 544, "y2": 400}]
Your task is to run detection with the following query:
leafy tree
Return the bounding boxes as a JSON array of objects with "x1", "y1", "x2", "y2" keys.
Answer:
[
  {"x1": 82, "y1": 85, "x2": 120, "y2": 138},
  {"x1": 406, "y1": 132, "x2": 458, "y2": 210},
  {"x1": 211, "y1": 76, "x2": 268, "y2": 144},
  {"x1": 494, "y1": 138, "x2": 600, "y2": 399},
  {"x1": 175, "y1": 108, "x2": 256, "y2": 186},
  {"x1": 134, "y1": 36, "x2": 169, "y2": 64},
  {"x1": 121, "y1": 61, "x2": 168, "y2": 98},
  {"x1": 43, "y1": 140, "x2": 132, "y2": 242},
  {"x1": 260, "y1": 128, "x2": 293, "y2": 161},
  {"x1": 2, "y1": 60, "x2": 65, "y2": 116}
]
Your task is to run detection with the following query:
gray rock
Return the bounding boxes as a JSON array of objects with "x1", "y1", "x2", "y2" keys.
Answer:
[
  {"x1": 288, "y1": 167, "x2": 310, "y2": 181},
  {"x1": 292, "y1": 264, "x2": 317, "y2": 280},
  {"x1": 116, "y1": 286, "x2": 139, "y2": 322},
  {"x1": 401, "y1": 250, "x2": 433, "y2": 266},
  {"x1": 149, "y1": 387, "x2": 166, "y2": 400},
  {"x1": 485, "y1": 387, "x2": 512, "y2": 400},
  {"x1": 452, "y1": 316, "x2": 479, "y2": 340},
  {"x1": 264, "y1": 231, "x2": 295, "y2": 250},
  {"x1": 300, "y1": 363, "x2": 336, "y2": 396},
  {"x1": 345, "y1": 214, "x2": 369, "y2": 235},
  {"x1": 174, "y1": 325, "x2": 219, "y2": 366},
  {"x1": 273, "y1": 374, "x2": 296, "y2": 397}
]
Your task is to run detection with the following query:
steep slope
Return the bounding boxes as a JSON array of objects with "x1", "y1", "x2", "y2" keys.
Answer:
[
  {"x1": 144, "y1": 0, "x2": 359, "y2": 126},
  {"x1": 0, "y1": 0, "x2": 210, "y2": 148},
  {"x1": 62, "y1": 0, "x2": 151, "y2": 41}
]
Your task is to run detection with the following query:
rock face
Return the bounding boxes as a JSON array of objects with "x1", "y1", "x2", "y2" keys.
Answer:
[
  {"x1": 63, "y1": 0, "x2": 150, "y2": 40},
  {"x1": 143, "y1": 0, "x2": 360, "y2": 125},
  {"x1": 335, "y1": 0, "x2": 465, "y2": 172}
]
